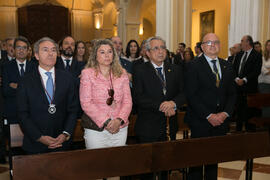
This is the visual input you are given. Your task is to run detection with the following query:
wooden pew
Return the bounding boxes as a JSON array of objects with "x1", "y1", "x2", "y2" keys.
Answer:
[
  {"x1": 247, "y1": 93, "x2": 270, "y2": 128},
  {"x1": 12, "y1": 131, "x2": 270, "y2": 180}
]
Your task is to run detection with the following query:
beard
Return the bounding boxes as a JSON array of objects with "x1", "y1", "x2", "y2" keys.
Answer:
[{"x1": 61, "y1": 47, "x2": 74, "y2": 57}]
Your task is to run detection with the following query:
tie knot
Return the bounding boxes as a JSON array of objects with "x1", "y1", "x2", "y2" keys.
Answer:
[
  {"x1": 19, "y1": 64, "x2": 24, "y2": 68},
  {"x1": 65, "y1": 59, "x2": 70, "y2": 65},
  {"x1": 156, "y1": 67, "x2": 162, "y2": 72},
  {"x1": 45, "y1": 72, "x2": 52, "y2": 78},
  {"x1": 211, "y1": 60, "x2": 217, "y2": 64}
]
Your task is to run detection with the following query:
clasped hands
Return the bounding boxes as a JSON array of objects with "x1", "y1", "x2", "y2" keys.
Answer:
[
  {"x1": 105, "y1": 119, "x2": 121, "y2": 134},
  {"x1": 159, "y1": 101, "x2": 176, "y2": 117},
  {"x1": 208, "y1": 112, "x2": 228, "y2": 127},
  {"x1": 235, "y1": 78, "x2": 244, "y2": 86},
  {"x1": 38, "y1": 134, "x2": 66, "y2": 149}
]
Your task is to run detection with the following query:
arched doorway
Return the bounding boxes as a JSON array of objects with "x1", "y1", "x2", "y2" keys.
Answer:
[{"x1": 18, "y1": 3, "x2": 70, "y2": 44}]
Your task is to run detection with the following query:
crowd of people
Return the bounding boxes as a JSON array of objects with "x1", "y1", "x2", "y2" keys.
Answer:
[{"x1": 0, "y1": 33, "x2": 269, "y2": 180}]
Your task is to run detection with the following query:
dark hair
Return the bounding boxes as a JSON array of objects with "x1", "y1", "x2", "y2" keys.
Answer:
[
  {"x1": 246, "y1": 35, "x2": 254, "y2": 47},
  {"x1": 74, "y1": 41, "x2": 87, "y2": 61},
  {"x1": 14, "y1": 36, "x2": 30, "y2": 49},
  {"x1": 125, "y1": 40, "x2": 140, "y2": 58},
  {"x1": 254, "y1": 41, "x2": 262, "y2": 46},
  {"x1": 184, "y1": 50, "x2": 194, "y2": 61},
  {"x1": 264, "y1": 40, "x2": 270, "y2": 61},
  {"x1": 196, "y1": 42, "x2": 203, "y2": 52},
  {"x1": 58, "y1": 35, "x2": 74, "y2": 49},
  {"x1": 179, "y1": 42, "x2": 186, "y2": 48}
]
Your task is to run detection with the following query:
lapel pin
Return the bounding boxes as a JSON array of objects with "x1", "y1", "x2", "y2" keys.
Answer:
[{"x1": 168, "y1": 69, "x2": 171, "y2": 72}]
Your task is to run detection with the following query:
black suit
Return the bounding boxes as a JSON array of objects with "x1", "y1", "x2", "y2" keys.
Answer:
[
  {"x1": 184, "y1": 55, "x2": 236, "y2": 180},
  {"x1": 17, "y1": 67, "x2": 79, "y2": 154},
  {"x1": 227, "y1": 55, "x2": 235, "y2": 64},
  {"x1": 172, "y1": 53, "x2": 184, "y2": 65},
  {"x1": 233, "y1": 49, "x2": 262, "y2": 131},
  {"x1": 133, "y1": 61, "x2": 185, "y2": 141},
  {"x1": 233, "y1": 49, "x2": 262, "y2": 93},
  {"x1": 2, "y1": 59, "x2": 35, "y2": 124},
  {"x1": 55, "y1": 57, "x2": 85, "y2": 85}
]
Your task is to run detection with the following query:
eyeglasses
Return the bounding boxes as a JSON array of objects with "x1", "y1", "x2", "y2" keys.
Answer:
[
  {"x1": 150, "y1": 45, "x2": 166, "y2": 52},
  {"x1": 202, "y1": 41, "x2": 220, "y2": 46},
  {"x1": 15, "y1": 46, "x2": 28, "y2": 51},
  {"x1": 106, "y1": 89, "x2": 114, "y2": 106}
]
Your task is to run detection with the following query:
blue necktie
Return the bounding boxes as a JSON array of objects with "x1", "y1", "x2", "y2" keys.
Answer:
[
  {"x1": 156, "y1": 67, "x2": 164, "y2": 82},
  {"x1": 45, "y1": 72, "x2": 54, "y2": 102},
  {"x1": 19, "y1": 64, "x2": 24, "y2": 76},
  {"x1": 65, "y1": 59, "x2": 70, "y2": 71}
]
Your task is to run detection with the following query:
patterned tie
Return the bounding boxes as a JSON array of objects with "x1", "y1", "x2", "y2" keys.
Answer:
[
  {"x1": 19, "y1": 64, "x2": 24, "y2": 76},
  {"x1": 239, "y1": 52, "x2": 248, "y2": 76},
  {"x1": 65, "y1": 59, "x2": 71, "y2": 71},
  {"x1": 45, "y1": 72, "x2": 54, "y2": 102},
  {"x1": 211, "y1": 60, "x2": 220, "y2": 87},
  {"x1": 156, "y1": 67, "x2": 164, "y2": 82}
]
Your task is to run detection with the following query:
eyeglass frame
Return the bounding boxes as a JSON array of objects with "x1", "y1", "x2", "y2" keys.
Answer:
[{"x1": 202, "y1": 40, "x2": 220, "y2": 46}]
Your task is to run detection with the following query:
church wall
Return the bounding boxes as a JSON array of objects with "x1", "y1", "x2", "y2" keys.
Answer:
[{"x1": 191, "y1": 0, "x2": 230, "y2": 58}]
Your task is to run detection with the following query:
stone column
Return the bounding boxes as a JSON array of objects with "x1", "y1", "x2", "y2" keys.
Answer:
[
  {"x1": 229, "y1": 0, "x2": 267, "y2": 47},
  {"x1": 156, "y1": 0, "x2": 192, "y2": 51}
]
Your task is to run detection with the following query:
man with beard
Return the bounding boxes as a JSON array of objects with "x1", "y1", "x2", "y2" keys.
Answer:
[
  {"x1": 55, "y1": 36, "x2": 85, "y2": 85},
  {"x1": 55, "y1": 36, "x2": 84, "y2": 118}
]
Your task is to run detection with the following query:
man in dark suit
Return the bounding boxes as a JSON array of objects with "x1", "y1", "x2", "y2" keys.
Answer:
[
  {"x1": 185, "y1": 33, "x2": 236, "y2": 180},
  {"x1": 194, "y1": 42, "x2": 203, "y2": 58},
  {"x1": 133, "y1": 36, "x2": 185, "y2": 142},
  {"x1": 111, "y1": 36, "x2": 133, "y2": 76},
  {"x1": 17, "y1": 37, "x2": 79, "y2": 154},
  {"x1": 173, "y1": 42, "x2": 185, "y2": 65},
  {"x1": 2, "y1": 36, "x2": 35, "y2": 125},
  {"x1": 227, "y1": 43, "x2": 241, "y2": 65},
  {"x1": 133, "y1": 36, "x2": 185, "y2": 179},
  {"x1": 55, "y1": 36, "x2": 84, "y2": 85},
  {"x1": 233, "y1": 35, "x2": 262, "y2": 131},
  {"x1": 1, "y1": 38, "x2": 15, "y2": 63}
]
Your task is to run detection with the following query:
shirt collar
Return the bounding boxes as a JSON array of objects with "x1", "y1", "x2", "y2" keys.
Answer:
[
  {"x1": 151, "y1": 61, "x2": 164, "y2": 69},
  {"x1": 38, "y1": 65, "x2": 55, "y2": 74},
  {"x1": 16, "y1": 59, "x2": 27, "y2": 66},
  {"x1": 61, "y1": 55, "x2": 73, "y2": 61},
  {"x1": 204, "y1": 54, "x2": 218, "y2": 64}
]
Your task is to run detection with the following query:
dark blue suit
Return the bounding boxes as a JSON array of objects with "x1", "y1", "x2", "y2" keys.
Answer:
[
  {"x1": 2, "y1": 59, "x2": 35, "y2": 124},
  {"x1": 17, "y1": 67, "x2": 79, "y2": 154}
]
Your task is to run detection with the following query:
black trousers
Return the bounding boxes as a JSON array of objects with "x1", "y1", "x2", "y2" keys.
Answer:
[{"x1": 188, "y1": 121, "x2": 228, "y2": 180}]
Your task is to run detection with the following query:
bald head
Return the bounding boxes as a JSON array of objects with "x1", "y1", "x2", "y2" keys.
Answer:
[
  {"x1": 233, "y1": 43, "x2": 241, "y2": 54},
  {"x1": 111, "y1": 36, "x2": 122, "y2": 56},
  {"x1": 201, "y1": 33, "x2": 220, "y2": 59}
]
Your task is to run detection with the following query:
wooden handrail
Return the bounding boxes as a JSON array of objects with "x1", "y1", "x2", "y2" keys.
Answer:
[{"x1": 13, "y1": 131, "x2": 270, "y2": 180}]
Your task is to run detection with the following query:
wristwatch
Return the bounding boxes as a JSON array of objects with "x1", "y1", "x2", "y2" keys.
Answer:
[
  {"x1": 62, "y1": 132, "x2": 70, "y2": 141},
  {"x1": 117, "y1": 118, "x2": 125, "y2": 125}
]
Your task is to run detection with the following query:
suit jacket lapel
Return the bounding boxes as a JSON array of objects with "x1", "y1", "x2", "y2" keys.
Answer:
[
  {"x1": 218, "y1": 59, "x2": 226, "y2": 87},
  {"x1": 53, "y1": 70, "x2": 61, "y2": 105},
  {"x1": 200, "y1": 56, "x2": 216, "y2": 84},
  {"x1": 33, "y1": 68, "x2": 50, "y2": 105},
  {"x1": 146, "y1": 62, "x2": 164, "y2": 94},
  {"x1": 12, "y1": 60, "x2": 21, "y2": 79}
]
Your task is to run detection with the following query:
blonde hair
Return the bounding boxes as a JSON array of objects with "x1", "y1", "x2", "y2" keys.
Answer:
[{"x1": 85, "y1": 39, "x2": 123, "y2": 78}]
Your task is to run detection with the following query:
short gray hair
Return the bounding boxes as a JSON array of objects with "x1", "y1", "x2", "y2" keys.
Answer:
[
  {"x1": 145, "y1": 36, "x2": 166, "y2": 51},
  {"x1": 34, "y1": 37, "x2": 58, "y2": 54}
]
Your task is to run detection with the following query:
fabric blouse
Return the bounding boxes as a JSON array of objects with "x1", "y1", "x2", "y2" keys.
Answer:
[
  {"x1": 80, "y1": 67, "x2": 132, "y2": 128},
  {"x1": 258, "y1": 57, "x2": 270, "y2": 84}
]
